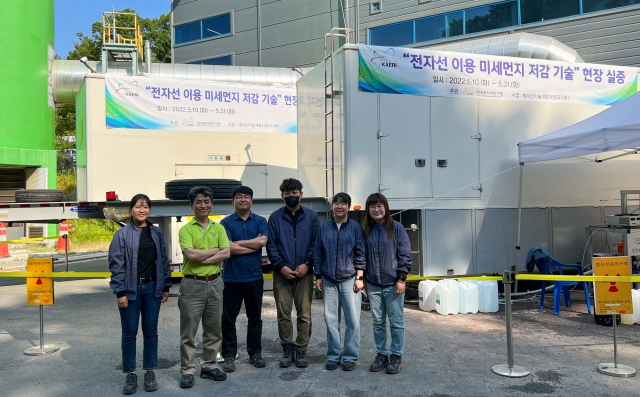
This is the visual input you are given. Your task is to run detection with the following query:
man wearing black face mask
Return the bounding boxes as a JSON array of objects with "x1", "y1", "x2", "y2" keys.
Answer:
[{"x1": 266, "y1": 178, "x2": 320, "y2": 369}]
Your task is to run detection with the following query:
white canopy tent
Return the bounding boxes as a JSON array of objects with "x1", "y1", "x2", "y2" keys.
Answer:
[{"x1": 514, "y1": 92, "x2": 640, "y2": 287}]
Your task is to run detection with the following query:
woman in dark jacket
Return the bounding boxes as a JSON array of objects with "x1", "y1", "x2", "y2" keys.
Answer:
[
  {"x1": 363, "y1": 193, "x2": 412, "y2": 375},
  {"x1": 314, "y1": 193, "x2": 366, "y2": 371},
  {"x1": 109, "y1": 194, "x2": 172, "y2": 395}
]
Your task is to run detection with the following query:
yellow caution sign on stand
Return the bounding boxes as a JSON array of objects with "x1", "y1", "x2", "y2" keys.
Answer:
[
  {"x1": 593, "y1": 256, "x2": 632, "y2": 315},
  {"x1": 26, "y1": 258, "x2": 54, "y2": 305}
]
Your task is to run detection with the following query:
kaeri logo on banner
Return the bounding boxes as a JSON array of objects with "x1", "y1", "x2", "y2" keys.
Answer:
[
  {"x1": 115, "y1": 81, "x2": 139, "y2": 97},
  {"x1": 370, "y1": 48, "x2": 398, "y2": 70}
]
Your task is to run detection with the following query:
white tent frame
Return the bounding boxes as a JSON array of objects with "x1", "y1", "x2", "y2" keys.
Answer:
[{"x1": 514, "y1": 92, "x2": 640, "y2": 291}]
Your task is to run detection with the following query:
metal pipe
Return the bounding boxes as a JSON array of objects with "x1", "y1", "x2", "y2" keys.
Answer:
[
  {"x1": 144, "y1": 40, "x2": 152, "y2": 72},
  {"x1": 515, "y1": 163, "x2": 523, "y2": 293},
  {"x1": 355, "y1": 0, "x2": 359, "y2": 44},
  {"x1": 492, "y1": 271, "x2": 530, "y2": 378},
  {"x1": 64, "y1": 235, "x2": 69, "y2": 272},
  {"x1": 39, "y1": 305, "x2": 44, "y2": 352},
  {"x1": 257, "y1": 0, "x2": 262, "y2": 66},
  {"x1": 613, "y1": 316, "x2": 618, "y2": 368},
  {"x1": 345, "y1": 0, "x2": 350, "y2": 32},
  {"x1": 505, "y1": 280, "x2": 514, "y2": 369}
]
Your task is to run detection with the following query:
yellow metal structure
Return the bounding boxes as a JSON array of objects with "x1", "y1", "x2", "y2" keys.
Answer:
[{"x1": 102, "y1": 11, "x2": 144, "y2": 62}]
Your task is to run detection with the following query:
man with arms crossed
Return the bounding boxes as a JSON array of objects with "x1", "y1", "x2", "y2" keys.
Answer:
[
  {"x1": 178, "y1": 187, "x2": 230, "y2": 388},
  {"x1": 219, "y1": 186, "x2": 268, "y2": 372},
  {"x1": 267, "y1": 178, "x2": 320, "y2": 368}
]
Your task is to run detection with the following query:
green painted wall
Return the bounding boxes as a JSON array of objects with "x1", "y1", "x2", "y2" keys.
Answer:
[{"x1": 0, "y1": 0, "x2": 56, "y2": 190}]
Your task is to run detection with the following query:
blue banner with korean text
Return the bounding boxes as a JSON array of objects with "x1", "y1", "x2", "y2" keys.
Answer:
[
  {"x1": 358, "y1": 44, "x2": 638, "y2": 106},
  {"x1": 105, "y1": 75, "x2": 297, "y2": 133}
]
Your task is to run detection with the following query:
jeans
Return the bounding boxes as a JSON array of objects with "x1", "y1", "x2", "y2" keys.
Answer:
[
  {"x1": 272, "y1": 272, "x2": 314, "y2": 350},
  {"x1": 323, "y1": 277, "x2": 361, "y2": 363},
  {"x1": 178, "y1": 277, "x2": 224, "y2": 375},
  {"x1": 221, "y1": 279, "x2": 264, "y2": 358},
  {"x1": 119, "y1": 281, "x2": 162, "y2": 373},
  {"x1": 367, "y1": 283, "x2": 405, "y2": 357}
]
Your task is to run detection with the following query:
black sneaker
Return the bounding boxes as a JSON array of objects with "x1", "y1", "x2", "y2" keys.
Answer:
[
  {"x1": 122, "y1": 373, "x2": 137, "y2": 395},
  {"x1": 386, "y1": 354, "x2": 402, "y2": 374},
  {"x1": 295, "y1": 349, "x2": 309, "y2": 368},
  {"x1": 342, "y1": 361, "x2": 356, "y2": 371},
  {"x1": 369, "y1": 354, "x2": 389, "y2": 372},
  {"x1": 179, "y1": 374, "x2": 195, "y2": 389},
  {"x1": 325, "y1": 360, "x2": 339, "y2": 370},
  {"x1": 200, "y1": 368, "x2": 227, "y2": 381},
  {"x1": 279, "y1": 344, "x2": 295, "y2": 368},
  {"x1": 143, "y1": 370, "x2": 158, "y2": 392},
  {"x1": 249, "y1": 352, "x2": 266, "y2": 368},
  {"x1": 221, "y1": 357, "x2": 236, "y2": 373}
]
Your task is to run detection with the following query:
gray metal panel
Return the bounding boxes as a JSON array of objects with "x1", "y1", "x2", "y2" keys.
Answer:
[
  {"x1": 261, "y1": 37, "x2": 326, "y2": 67},
  {"x1": 235, "y1": 51, "x2": 259, "y2": 67},
  {"x1": 344, "y1": 50, "x2": 379, "y2": 207},
  {"x1": 174, "y1": 30, "x2": 257, "y2": 64},
  {"x1": 379, "y1": 94, "x2": 431, "y2": 198},
  {"x1": 475, "y1": 208, "x2": 549, "y2": 273},
  {"x1": 173, "y1": 0, "x2": 255, "y2": 25},
  {"x1": 425, "y1": 209, "x2": 474, "y2": 276},
  {"x1": 261, "y1": 11, "x2": 337, "y2": 49},
  {"x1": 260, "y1": 0, "x2": 344, "y2": 26},
  {"x1": 430, "y1": 97, "x2": 480, "y2": 198},
  {"x1": 551, "y1": 206, "x2": 602, "y2": 264}
]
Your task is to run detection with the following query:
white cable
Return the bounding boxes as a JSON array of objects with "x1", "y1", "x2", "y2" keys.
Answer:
[
  {"x1": 391, "y1": 164, "x2": 521, "y2": 217},
  {"x1": 580, "y1": 228, "x2": 618, "y2": 272}
]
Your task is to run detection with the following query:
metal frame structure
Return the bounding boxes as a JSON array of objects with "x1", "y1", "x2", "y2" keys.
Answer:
[
  {"x1": 323, "y1": 28, "x2": 355, "y2": 202},
  {"x1": 101, "y1": 11, "x2": 145, "y2": 74}
]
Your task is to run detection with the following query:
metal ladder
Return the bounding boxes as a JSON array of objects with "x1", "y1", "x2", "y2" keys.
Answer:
[{"x1": 323, "y1": 27, "x2": 355, "y2": 202}]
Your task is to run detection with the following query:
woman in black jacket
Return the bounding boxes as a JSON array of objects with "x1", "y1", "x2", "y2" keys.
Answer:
[
  {"x1": 108, "y1": 194, "x2": 172, "y2": 395},
  {"x1": 363, "y1": 193, "x2": 412, "y2": 375}
]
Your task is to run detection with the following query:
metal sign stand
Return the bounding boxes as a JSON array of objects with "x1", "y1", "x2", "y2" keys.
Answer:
[
  {"x1": 492, "y1": 271, "x2": 530, "y2": 378},
  {"x1": 24, "y1": 305, "x2": 59, "y2": 356},
  {"x1": 597, "y1": 315, "x2": 636, "y2": 377}
]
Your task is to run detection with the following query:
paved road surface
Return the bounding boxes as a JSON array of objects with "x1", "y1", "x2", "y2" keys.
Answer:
[{"x1": 1, "y1": 260, "x2": 639, "y2": 396}]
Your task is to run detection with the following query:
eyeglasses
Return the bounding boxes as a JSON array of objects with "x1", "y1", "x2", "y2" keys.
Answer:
[{"x1": 369, "y1": 204, "x2": 385, "y2": 211}]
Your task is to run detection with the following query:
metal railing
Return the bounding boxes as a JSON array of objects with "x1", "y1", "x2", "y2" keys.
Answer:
[{"x1": 102, "y1": 11, "x2": 144, "y2": 61}]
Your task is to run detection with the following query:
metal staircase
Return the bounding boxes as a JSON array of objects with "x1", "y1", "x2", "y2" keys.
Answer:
[
  {"x1": 100, "y1": 11, "x2": 146, "y2": 74},
  {"x1": 323, "y1": 28, "x2": 354, "y2": 202}
]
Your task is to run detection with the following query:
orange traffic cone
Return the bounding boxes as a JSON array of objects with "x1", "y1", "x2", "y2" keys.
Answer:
[
  {"x1": 56, "y1": 220, "x2": 71, "y2": 251},
  {"x1": 0, "y1": 222, "x2": 10, "y2": 258}
]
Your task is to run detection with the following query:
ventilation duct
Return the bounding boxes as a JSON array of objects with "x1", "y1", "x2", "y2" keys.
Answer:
[
  {"x1": 52, "y1": 61, "x2": 307, "y2": 104},
  {"x1": 428, "y1": 32, "x2": 584, "y2": 63}
]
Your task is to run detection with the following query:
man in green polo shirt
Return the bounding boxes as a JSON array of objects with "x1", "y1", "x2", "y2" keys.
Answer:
[{"x1": 177, "y1": 186, "x2": 230, "y2": 389}]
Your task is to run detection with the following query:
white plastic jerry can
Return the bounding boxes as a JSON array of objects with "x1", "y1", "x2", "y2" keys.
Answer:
[
  {"x1": 458, "y1": 281, "x2": 479, "y2": 314},
  {"x1": 418, "y1": 280, "x2": 438, "y2": 312},
  {"x1": 632, "y1": 289, "x2": 640, "y2": 324},
  {"x1": 621, "y1": 289, "x2": 640, "y2": 325},
  {"x1": 435, "y1": 279, "x2": 459, "y2": 315},
  {"x1": 474, "y1": 280, "x2": 500, "y2": 313}
]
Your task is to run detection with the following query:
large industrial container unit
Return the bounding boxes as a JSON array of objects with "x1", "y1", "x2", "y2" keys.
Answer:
[
  {"x1": 296, "y1": 44, "x2": 640, "y2": 278},
  {"x1": 0, "y1": 1, "x2": 57, "y2": 239}
]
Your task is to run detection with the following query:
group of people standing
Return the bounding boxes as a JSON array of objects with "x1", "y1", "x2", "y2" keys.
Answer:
[{"x1": 109, "y1": 178, "x2": 412, "y2": 394}]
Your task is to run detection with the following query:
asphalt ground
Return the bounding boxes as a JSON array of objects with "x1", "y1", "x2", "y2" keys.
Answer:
[{"x1": 1, "y1": 259, "x2": 640, "y2": 397}]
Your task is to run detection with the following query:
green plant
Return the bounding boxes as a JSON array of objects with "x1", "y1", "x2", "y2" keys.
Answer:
[
  {"x1": 67, "y1": 219, "x2": 119, "y2": 242},
  {"x1": 57, "y1": 169, "x2": 77, "y2": 195}
]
